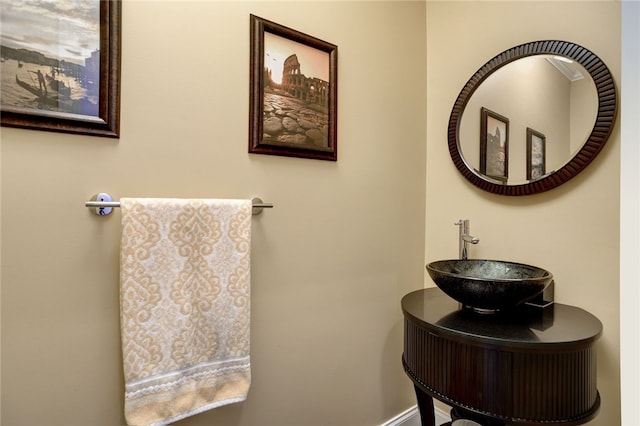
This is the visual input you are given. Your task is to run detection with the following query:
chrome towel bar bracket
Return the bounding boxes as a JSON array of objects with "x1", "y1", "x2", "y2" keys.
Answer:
[{"x1": 85, "y1": 193, "x2": 274, "y2": 216}]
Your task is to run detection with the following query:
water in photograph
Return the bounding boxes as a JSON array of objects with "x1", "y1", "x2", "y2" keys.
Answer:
[{"x1": 1, "y1": 57, "x2": 98, "y2": 117}]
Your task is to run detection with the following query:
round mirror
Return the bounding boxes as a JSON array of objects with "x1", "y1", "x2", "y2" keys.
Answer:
[{"x1": 448, "y1": 40, "x2": 617, "y2": 196}]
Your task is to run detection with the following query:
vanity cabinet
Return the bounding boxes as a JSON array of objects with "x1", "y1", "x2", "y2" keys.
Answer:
[{"x1": 402, "y1": 288, "x2": 602, "y2": 426}]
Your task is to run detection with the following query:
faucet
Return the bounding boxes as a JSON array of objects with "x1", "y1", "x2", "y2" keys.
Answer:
[{"x1": 455, "y1": 219, "x2": 479, "y2": 259}]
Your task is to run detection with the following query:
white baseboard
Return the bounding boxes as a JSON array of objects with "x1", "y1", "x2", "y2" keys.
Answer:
[
  {"x1": 382, "y1": 405, "x2": 451, "y2": 426},
  {"x1": 435, "y1": 406, "x2": 452, "y2": 425}
]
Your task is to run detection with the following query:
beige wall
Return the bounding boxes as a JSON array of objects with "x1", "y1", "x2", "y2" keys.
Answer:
[
  {"x1": 426, "y1": 2, "x2": 620, "y2": 425},
  {"x1": 0, "y1": 2, "x2": 426, "y2": 425}
]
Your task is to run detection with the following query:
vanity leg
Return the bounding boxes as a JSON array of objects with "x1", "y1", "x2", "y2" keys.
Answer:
[{"x1": 414, "y1": 385, "x2": 436, "y2": 426}]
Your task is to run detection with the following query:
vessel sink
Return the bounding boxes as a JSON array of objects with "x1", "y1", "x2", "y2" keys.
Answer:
[{"x1": 426, "y1": 259, "x2": 553, "y2": 313}]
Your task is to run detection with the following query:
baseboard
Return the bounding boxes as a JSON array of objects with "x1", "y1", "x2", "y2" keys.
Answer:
[
  {"x1": 435, "y1": 406, "x2": 452, "y2": 425},
  {"x1": 382, "y1": 405, "x2": 451, "y2": 426}
]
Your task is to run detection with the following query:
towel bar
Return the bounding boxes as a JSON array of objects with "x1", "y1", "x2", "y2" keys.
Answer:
[{"x1": 85, "y1": 193, "x2": 273, "y2": 216}]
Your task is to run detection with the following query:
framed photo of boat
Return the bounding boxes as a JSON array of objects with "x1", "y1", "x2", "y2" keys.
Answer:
[
  {"x1": 0, "y1": 1, "x2": 121, "y2": 138},
  {"x1": 249, "y1": 14, "x2": 338, "y2": 161}
]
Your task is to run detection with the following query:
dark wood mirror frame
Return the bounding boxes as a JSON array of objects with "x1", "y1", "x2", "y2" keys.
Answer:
[{"x1": 448, "y1": 40, "x2": 617, "y2": 196}]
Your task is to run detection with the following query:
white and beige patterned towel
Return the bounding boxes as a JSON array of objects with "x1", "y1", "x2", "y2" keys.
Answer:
[{"x1": 119, "y1": 198, "x2": 252, "y2": 426}]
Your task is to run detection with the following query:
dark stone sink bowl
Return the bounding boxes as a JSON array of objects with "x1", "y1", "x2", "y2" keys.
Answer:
[{"x1": 426, "y1": 259, "x2": 553, "y2": 313}]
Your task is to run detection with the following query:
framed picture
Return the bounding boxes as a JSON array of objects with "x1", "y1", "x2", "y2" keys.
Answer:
[
  {"x1": 1, "y1": 0, "x2": 121, "y2": 138},
  {"x1": 480, "y1": 107, "x2": 509, "y2": 182},
  {"x1": 526, "y1": 127, "x2": 546, "y2": 180},
  {"x1": 249, "y1": 14, "x2": 337, "y2": 161}
]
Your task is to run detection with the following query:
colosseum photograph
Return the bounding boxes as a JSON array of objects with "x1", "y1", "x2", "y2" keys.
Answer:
[{"x1": 250, "y1": 15, "x2": 338, "y2": 161}]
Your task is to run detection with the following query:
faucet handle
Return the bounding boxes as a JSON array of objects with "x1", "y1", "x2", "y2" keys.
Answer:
[{"x1": 454, "y1": 219, "x2": 469, "y2": 228}]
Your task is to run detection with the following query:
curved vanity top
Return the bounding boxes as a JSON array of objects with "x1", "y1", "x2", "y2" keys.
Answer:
[{"x1": 402, "y1": 288, "x2": 602, "y2": 349}]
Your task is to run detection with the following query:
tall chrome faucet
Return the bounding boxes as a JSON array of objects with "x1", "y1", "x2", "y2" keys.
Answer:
[{"x1": 455, "y1": 219, "x2": 479, "y2": 259}]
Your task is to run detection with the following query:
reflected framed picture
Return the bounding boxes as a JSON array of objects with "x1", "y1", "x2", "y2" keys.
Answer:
[
  {"x1": 249, "y1": 14, "x2": 338, "y2": 161},
  {"x1": 480, "y1": 107, "x2": 509, "y2": 182},
  {"x1": 0, "y1": 0, "x2": 121, "y2": 138},
  {"x1": 527, "y1": 127, "x2": 546, "y2": 180}
]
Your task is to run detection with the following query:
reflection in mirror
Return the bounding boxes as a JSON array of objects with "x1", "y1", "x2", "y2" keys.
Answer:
[
  {"x1": 459, "y1": 56, "x2": 597, "y2": 185},
  {"x1": 448, "y1": 40, "x2": 617, "y2": 196}
]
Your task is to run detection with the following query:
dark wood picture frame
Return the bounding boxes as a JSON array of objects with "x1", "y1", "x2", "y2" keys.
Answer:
[
  {"x1": 1, "y1": 0, "x2": 121, "y2": 138},
  {"x1": 526, "y1": 127, "x2": 546, "y2": 180},
  {"x1": 249, "y1": 14, "x2": 337, "y2": 161},
  {"x1": 480, "y1": 107, "x2": 509, "y2": 182}
]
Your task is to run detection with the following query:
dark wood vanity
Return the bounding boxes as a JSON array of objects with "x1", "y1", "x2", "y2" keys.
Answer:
[{"x1": 402, "y1": 288, "x2": 602, "y2": 426}]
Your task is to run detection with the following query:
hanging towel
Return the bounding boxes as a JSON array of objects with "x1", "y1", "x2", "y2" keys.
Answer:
[{"x1": 119, "y1": 198, "x2": 252, "y2": 426}]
